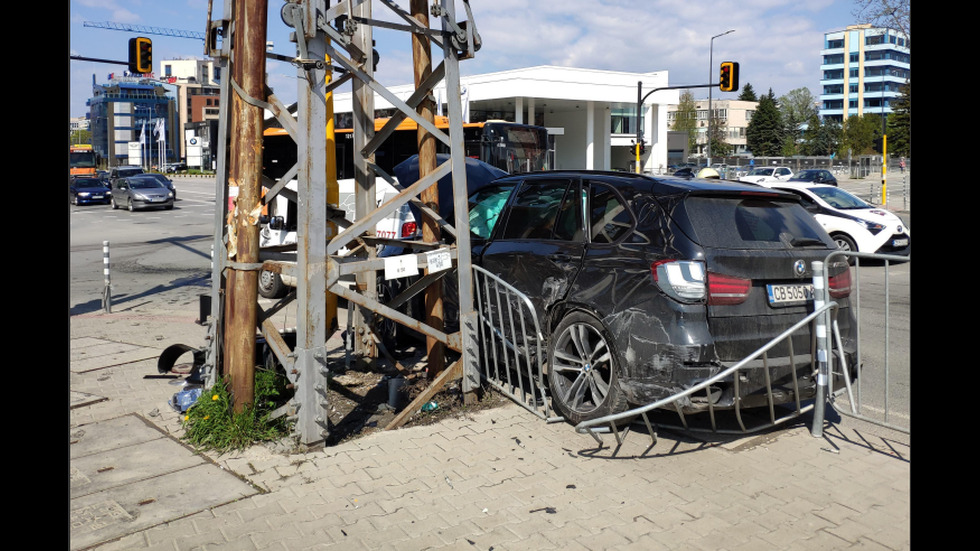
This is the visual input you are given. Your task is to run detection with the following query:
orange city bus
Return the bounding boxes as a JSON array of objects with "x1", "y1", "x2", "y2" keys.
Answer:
[{"x1": 70, "y1": 144, "x2": 98, "y2": 177}]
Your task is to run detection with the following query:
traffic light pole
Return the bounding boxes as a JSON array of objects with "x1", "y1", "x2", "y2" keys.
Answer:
[{"x1": 635, "y1": 83, "x2": 716, "y2": 174}]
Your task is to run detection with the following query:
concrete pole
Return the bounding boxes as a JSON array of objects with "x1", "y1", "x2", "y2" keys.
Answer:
[
  {"x1": 412, "y1": 0, "x2": 445, "y2": 379},
  {"x1": 223, "y1": 0, "x2": 268, "y2": 413}
]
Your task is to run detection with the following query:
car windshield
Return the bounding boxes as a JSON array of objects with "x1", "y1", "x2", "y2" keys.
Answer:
[
  {"x1": 747, "y1": 168, "x2": 774, "y2": 176},
  {"x1": 808, "y1": 186, "x2": 871, "y2": 209},
  {"x1": 792, "y1": 171, "x2": 821, "y2": 181},
  {"x1": 130, "y1": 179, "x2": 166, "y2": 190},
  {"x1": 75, "y1": 179, "x2": 106, "y2": 187}
]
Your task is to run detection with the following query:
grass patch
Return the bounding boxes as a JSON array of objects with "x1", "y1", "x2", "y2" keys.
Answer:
[{"x1": 181, "y1": 368, "x2": 293, "y2": 453}]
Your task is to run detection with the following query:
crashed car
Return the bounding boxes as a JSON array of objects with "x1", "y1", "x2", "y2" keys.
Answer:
[{"x1": 383, "y1": 170, "x2": 857, "y2": 424}]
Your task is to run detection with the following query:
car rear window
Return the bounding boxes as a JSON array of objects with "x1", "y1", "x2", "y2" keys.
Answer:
[{"x1": 678, "y1": 196, "x2": 832, "y2": 250}]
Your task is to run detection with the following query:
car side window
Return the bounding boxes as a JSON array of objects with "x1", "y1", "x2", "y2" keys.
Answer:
[
  {"x1": 500, "y1": 179, "x2": 573, "y2": 240},
  {"x1": 468, "y1": 184, "x2": 516, "y2": 239},
  {"x1": 588, "y1": 182, "x2": 633, "y2": 244}
]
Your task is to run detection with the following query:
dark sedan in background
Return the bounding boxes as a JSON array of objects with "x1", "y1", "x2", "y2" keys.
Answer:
[
  {"x1": 70, "y1": 177, "x2": 112, "y2": 205},
  {"x1": 789, "y1": 169, "x2": 838, "y2": 187}
]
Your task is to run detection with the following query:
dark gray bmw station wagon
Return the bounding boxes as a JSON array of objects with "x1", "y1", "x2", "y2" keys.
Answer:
[{"x1": 465, "y1": 171, "x2": 856, "y2": 424}]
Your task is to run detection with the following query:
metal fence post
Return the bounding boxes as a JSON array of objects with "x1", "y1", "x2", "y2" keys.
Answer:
[
  {"x1": 810, "y1": 260, "x2": 829, "y2": 437},
  {"x1": 102, "y1": 241, "x2": 111, "y2": 313}
]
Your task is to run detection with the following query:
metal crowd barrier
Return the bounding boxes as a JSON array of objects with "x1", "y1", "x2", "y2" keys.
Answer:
[
  {"x1": 824, "y1": 251, "x2": 910, "y2": 435},
  {"x1": 473, "y1": 266, "x2": 561, "y2": 422},
  {"x1": 473, "y1": 252, "x2": 908, "y2": 453}
]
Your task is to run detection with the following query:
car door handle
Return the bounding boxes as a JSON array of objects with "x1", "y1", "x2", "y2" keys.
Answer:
[{"x1": 548, "y1": 253, "x2": 573, "y2": 262}]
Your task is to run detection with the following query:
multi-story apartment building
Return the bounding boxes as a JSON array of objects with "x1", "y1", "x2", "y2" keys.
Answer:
[
  {"x1": 667, "y1": 99, "x2": 756, "y2": 158},
  {"x1": 819, "y1": 24, "x2": 910, "y2": 123},
  {"x1": 87, "y1": 75, "x2": 178, "y2": 167}
]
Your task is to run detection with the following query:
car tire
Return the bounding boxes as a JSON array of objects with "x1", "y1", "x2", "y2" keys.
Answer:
[
  {"x1": 258, "y1": 270, "x2": 288, "y2": 299},
  {"x1": 111, "y1": 197, "x2": 118, "y2": 209},
  {"x1": 547, "y1": 311, "x2": 628, "y2": 425},
  {"x1": 832, "y1": 233, "x2": 858, "y2": 263}
]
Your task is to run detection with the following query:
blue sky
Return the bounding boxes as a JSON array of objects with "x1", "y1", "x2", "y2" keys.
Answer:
[{"x1": 70, "y1": 0, "x2": 862, "y2": 119}]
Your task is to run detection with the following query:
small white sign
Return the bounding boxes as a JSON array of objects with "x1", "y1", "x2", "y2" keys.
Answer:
[
  {"x1": 426, "y1": 248, "x2": 452, "y2": 274},
  {"x1": 384, "y1": 254, "x2": 419, "y2": 280}
]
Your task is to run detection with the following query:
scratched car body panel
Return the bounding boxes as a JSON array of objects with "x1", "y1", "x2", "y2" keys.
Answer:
[{"x1": 467, "y1": 171, "x2": 856, "y2": 423}]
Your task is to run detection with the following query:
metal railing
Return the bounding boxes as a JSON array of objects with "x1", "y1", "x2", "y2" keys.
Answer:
[
  {"x1": 473, "y1": 252, "x2": 909, "y2": 452},
  {"x1": 824, "y1": 251, "x2": 910, "y2": 435},
  {"x1": 573, "y1": 298, "x2": 849, "y2": 453},
  {"x1": 473, "y1": 266, "x2": 560, "y2": 421}
]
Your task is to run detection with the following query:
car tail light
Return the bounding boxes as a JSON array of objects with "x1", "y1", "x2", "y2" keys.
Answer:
[
  {"x1": 651, "y1": 260, "x2": 706, "y2": 302},
  {"x1": 400, "y1": 221, "x2": 418, "y2": 238},
  {"x1": 707, "y1": 272, "x2": 752, "y2": 305},
  {"x1": 829, "y1": 266, "x2": 851, "y2": 298},
  {"x1": 651, "y1": 260, "x2": 752, "y2": 305}
]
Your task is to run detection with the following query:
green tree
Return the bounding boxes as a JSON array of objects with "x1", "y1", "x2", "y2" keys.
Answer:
[
  {"x1": 840, "y1": 114, "x2": 879, "y2": 156},
  {"x1": 778, "y1": 88, "x2": 818, "y2": 155},
  {"x1": 801, "y1": 114, "x2": 840, "y2": 156},
  {"x1": 672, "y1": 90, "x2": 698, "y2": 153},
  {"x1": 738, "y1": 83, "x2": 758, "y2": 102},
  {"x1": 886, "y1": 81, "x2": 910, "y2": 158},
  {"x1": 708, "y1": 122, "x2": 732, "y2": 158},
  {"x1": 746, "y1": 89, "x2": 783, "y2": 156}
]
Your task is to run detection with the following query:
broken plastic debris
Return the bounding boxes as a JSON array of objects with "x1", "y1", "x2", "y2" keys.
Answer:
[{"x1": 169, "y1": 387, "x2": 202, "y2": 413}]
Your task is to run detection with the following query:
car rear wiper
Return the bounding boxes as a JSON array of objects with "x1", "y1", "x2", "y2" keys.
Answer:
[{"x1": 790, "y1": 237, "x2": 825, "y2": 247}]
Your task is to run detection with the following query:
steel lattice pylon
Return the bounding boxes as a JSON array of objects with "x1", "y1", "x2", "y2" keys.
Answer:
[{"x1": 203, "y1": 0, "x2": 482, "y2": 445}]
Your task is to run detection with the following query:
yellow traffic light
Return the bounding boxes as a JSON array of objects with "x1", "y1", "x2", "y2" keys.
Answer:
[
  {"x1": 719, "y1": 61, "x2": 739, "y2": 92},
  {"x1": 128, "y1": 37, "x2": 153, "y2": 74}
]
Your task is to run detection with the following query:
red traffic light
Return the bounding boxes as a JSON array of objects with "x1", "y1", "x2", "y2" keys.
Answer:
[{"x1": 719, "y1": 61, "x2": 739, "y2": 92}]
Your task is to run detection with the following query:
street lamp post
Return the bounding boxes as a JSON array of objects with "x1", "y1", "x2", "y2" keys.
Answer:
[{"x1": 707, "y1": 29, "x2": 734, "y2": 167}]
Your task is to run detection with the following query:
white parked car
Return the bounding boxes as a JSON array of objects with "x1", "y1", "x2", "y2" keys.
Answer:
[
  {"x1": 768, "y1": 183, "x2": 910, "y2": 257},
  {"x1": 738, "y1": 166, "x2": 794, "y2": 184}
]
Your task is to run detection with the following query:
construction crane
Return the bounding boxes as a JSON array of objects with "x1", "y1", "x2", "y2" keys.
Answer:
[{"x1": 83, "y1": 21, "x2": 206, "y2": 41}]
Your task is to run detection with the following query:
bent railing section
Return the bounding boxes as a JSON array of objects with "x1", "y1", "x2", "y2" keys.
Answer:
[
  {"x1": 473, "y1": 265, "x2": 561, "y2": 421},
  {"x1": 824, "y1": 251, "x2": 910, "y2": 435},
  {"x1": 574, "y1": 298, "x2": 850, "y2": 451}
]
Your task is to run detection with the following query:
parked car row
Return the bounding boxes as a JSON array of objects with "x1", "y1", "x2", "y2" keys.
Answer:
[{"x1": 671, "y1": 166, "x2": 839, "y2": 188}]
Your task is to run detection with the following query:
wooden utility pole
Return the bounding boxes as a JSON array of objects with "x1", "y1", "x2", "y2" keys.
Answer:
[
  {"x1": 411, "y1": 0, "x2": 444, "y2": 379},
  {"x1": 223, "y1": 0, "x2": 268, "y2": 413}
]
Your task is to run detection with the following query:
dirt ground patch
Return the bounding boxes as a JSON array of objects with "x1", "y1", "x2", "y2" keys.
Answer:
[{"x1": 320, "y1": 342, "x2": 511, "y2": 447}]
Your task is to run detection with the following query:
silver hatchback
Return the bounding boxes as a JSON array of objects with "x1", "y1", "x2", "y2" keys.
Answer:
[{"x1": 111, "y1": 176, "x2": 174, "y2": 211}]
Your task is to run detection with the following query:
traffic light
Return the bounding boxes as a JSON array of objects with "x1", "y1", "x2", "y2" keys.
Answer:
[
  {"x1": 719, "y1": 61, "x2": 739, "y2": 92},
  {"x1": 128, "y1": 37, "x2": 152, "y2": 74}
]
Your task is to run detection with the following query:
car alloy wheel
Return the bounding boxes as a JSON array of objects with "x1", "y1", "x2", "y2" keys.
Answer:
[{"x1": 547, "y1": 312, "x2": 628, "y2": 424}]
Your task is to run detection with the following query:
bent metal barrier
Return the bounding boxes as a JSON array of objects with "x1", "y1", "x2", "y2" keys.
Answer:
[
  {"x1": 473, "y1": 266, "x2": 561, "y2": 422},
  {"x1": 473, "y1": 253, "x2": 909, "y2": 453}
]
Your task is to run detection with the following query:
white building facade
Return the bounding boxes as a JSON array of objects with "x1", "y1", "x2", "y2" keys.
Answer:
[{"x1": 331, "y1": 66, "x2": 678, "y2": 174}]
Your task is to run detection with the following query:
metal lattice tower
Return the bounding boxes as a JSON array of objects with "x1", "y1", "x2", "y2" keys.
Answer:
[{"x1": 204, "y1": 0, "x2": 482, "y2": 446}]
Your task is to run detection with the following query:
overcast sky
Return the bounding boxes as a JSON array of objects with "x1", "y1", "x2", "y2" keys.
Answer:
[{"x1": 69, "y1": 0, "x2": 861, "y2": 119}]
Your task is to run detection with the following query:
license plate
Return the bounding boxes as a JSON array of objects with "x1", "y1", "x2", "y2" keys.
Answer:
[
  {"x1": 892, "y1": 237, "x2": 909, "y2": 247},
  {"x1": 767, "y1": 283, "x2": 814, "y2": 306}
]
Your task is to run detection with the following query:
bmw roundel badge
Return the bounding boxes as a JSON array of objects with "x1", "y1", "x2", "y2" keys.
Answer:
[{"x1": 794, "y1": 260, "x2": 807, "y2": 277}]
